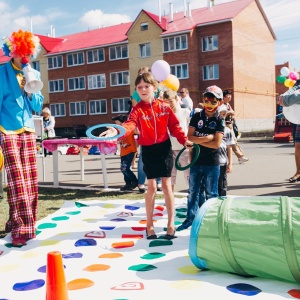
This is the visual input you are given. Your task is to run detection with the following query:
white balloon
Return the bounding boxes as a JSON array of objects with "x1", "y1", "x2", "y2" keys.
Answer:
[
  {"x1": 283, "y1": 105, "x2": 300, "y2": 124},
  {"x1": 151, "y1": 60, "x2": 170, "y2": 82},
  {"x1": 280, "y1": 67, "x2": 290, "y2": 77}
]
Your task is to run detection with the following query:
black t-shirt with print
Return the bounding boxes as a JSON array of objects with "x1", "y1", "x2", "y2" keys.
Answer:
[{"x1": 189, "y1": 110, "x2": 225, "y2": 165}]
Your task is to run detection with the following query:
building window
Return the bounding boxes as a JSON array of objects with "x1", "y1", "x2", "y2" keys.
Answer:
[
  {"x1": 202, "y1": 35, "x2": 218, "y2": 52},
  {"x1": 110, "y1": 71, "x2": 129, "y2": 86},
  {"x1": 141, "y1": 22, "x2": 148, "y2": 31},
  {"x1": 70, "y1": 101, "x2": 87, "y2": 116},
  {"x1": 88, "y1": 74, "x2": 106, "y2": 89},
  {"x1": 48, "y1": 56, "x2": 63, "y2": 69},
  {"x1": 87, "y1": 48, "x2": 105, "y2": 63},
  {"x1": 111, "y1": 97, "x2": 131, "y2": 113},
  {"x1": 89, "y1": 99, "x2": 107, "y2": 115},
  {"x1": 67, "y1": 52, "x2": 84, "y2": 66},
  {"x1": 139, "y1": 43, "x2": 151, "y2": 58},
  {"x1": 50, "y1": 103, "x2": 65, "y2": 117},
  {"x1": 109, "y1": 45, "x2": 128, "y2": 60},
  {"x1": 203, "y1": 64, "x2": 219, "y2": 80},
  {"x1": 32, "y1": 61, "x2": 40, "y2": 71},
  {"x1": 170, "y1": 63, "x2": 188, "y2": 79},
  {"x1": 68, "y1": 77, "x2": 86, "y2": 90},
  {"x1": 49, "y1": 79, "x2": 64, "y2": 92},
  {"x1": 163, "y1": 35, "x2": 187, "y2": 52}
]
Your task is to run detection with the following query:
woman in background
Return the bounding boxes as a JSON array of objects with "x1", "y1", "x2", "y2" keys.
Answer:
[{"x1": 42, "y1": 107, "x2": 55, "y2": 156}]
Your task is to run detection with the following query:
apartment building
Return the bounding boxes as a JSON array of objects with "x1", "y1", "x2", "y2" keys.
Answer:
[{"x1": 0, "y1": 0, "x2": 278, "y2": 136}]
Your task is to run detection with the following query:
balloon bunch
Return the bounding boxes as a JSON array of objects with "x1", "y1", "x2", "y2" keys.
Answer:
[
  {"x1": 151, "y1": 60, "x2": 180, "y2": 91},
  {"x1": 276, "y1": 67, "x2": 298, "y2": 88}
]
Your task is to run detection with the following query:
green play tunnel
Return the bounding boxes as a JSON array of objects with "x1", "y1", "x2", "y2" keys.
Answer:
[{"x1": 189, "y1": 196, "x2": 300, "y2": 283}]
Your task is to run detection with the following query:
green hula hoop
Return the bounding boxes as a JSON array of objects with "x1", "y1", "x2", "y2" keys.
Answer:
[{"x1": 175, "y1": 144, "x2": 200, "y2": 171}]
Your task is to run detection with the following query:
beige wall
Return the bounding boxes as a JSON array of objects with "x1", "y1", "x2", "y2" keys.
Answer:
[
  {"x1": 127, "y1": 13, "x2": 163, "y2": 94},
  {"x1": 36, "y1": 47, "x2": 49, "y2": 105},
  {"x1": 232, "y1": 1, "x2": 276, "y2": 130}
]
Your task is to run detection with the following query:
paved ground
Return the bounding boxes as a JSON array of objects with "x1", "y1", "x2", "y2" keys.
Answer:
[{"x1": 33, "y1": 137, "x2": 300, "y2": 198}]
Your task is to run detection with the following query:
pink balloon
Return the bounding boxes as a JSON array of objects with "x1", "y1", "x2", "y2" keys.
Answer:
[
  {"x1": 151, "y1": 60, "x2": 170, "y2": 82},
  {"x1": 289, "y1": 71, "x2": 298, "y2": 81}
]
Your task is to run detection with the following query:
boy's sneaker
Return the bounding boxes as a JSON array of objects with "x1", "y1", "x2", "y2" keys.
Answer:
[
  {"x1": 120, "y1": 185, "x2": 132, "y2": 191},
  {"x1": 238, "y1": 156, "x2": 249, "y2": 164},
  {"x1": 177, "y1": 219, "x2": 193, "y2": 231},
  {"x1": 130, "y1": 181, "x2": 138, "y2": 190}
]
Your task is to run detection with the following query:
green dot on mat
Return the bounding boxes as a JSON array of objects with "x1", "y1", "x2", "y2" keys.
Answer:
[
  {"x1": 36, "y1": 230, "x2": 42, "y2": 235},
  {"x1": 141, "y1": 252, "x2": 166, "y2": 260},
  {"x1": 174, "y1": 221, "x2": 181, "y2": 225},
  {"x1": 75, "y1": 202, "x2": 89, "y2": 207},
  {"x1": 176, "y1": 208, "x2": 187, "y2": 212},
  {"x1": 65, "y1": 211, "x2": 81, "y2": 215},
  {"x1": 37, "y1": 223, "x2": 57, "y2": 229},
  {"x1": 52, "y1": 216, "x2": 70, "y2": 221},
  {"x1": 149, "y1": 240, "x2": 173, "y2": 247},
  {"x1": 176, "y1": 212, "x2": 187, "y2": 218},
  {"x1": 128, "y1": 264, "x2": 157, "y2": 271}
]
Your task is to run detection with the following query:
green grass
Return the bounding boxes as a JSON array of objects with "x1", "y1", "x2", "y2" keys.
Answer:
[{"x1": 0, "y1": 186, "x2": 179, "y2": 239}]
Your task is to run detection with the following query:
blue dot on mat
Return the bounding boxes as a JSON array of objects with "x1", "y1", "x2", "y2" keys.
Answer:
[
  {"x1": 124, "y1": 205, "x2": 140, "y2": 211},
  {"x1": 13, "y1": 279, "x2": 45, "y2": 291},
  {"x1": 75, "y1": 239, "x2": 97, "y2": 247},
  {"x1": 62, "y1": 252, "x2": 83, "y2": 259},
  {"x1": 226, "y1": 283, "x2": 262, "y2": 296}
]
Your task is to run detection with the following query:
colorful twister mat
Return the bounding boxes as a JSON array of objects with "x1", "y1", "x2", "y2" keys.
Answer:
[{"x1": 0, "y1": 198, "x2": 299, "y2": 300}]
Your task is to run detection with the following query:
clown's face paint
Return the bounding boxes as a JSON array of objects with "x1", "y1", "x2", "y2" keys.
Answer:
[{"x1": 203, "y1": 97, "x2": 219, "y2": 113}]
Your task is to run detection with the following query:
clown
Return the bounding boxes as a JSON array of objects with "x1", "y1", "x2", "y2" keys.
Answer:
[
  {"x1": 177, "y1": 85, "x2": 225, "y2": 231},
  {"x1": 0, "y1": 30, "x2": 44, "y2": 246}
]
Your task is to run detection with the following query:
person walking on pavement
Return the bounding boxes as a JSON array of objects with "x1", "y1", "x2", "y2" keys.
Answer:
[
  {"x1": 277, "y1": 79, "x2": 300, "y2": 182},
  {"x1": 179, "y1": 87, "x2": 193, "y2": 111},
  {"x1": 223, "y1": 90, "x2": 249, "y2": 164}
]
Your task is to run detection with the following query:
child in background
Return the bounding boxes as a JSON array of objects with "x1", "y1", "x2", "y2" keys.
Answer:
[
  {"x1": 163, "y1": 89, "x2": 190, "y2": 192},
  {"x1": 217, "y1": 105, "x2": 234, "y2": 196},
  {"x1": 112, "y1": 114, "x2": 138, "y2": 191},
  {"x1": 101, "y1": 72, "x2": 193, "y2": 240}
]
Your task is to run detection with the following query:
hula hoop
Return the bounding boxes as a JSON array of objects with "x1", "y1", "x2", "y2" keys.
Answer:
[
  {"x1": 175, "y1": 144, "x2": 200, "y2": 171},
  {"x1": 86, "y1": 123, "x2": 126, "y2": 141}
]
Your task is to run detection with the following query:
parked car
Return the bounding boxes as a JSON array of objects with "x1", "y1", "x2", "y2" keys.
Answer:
[
  {"x1": 66, "y1": 145, "x2": 80, "y2": 155},
  {"x1": 57, "y1": 145, "x2": 69, "y2": 155},
  {"x1": 88, "y1": 145, "x2": 101, "y2": 155}
]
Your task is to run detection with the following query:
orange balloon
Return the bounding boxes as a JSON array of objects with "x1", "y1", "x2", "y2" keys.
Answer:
[{"x1": 162, "y1": 74, "x2": 180, "y2": 91}]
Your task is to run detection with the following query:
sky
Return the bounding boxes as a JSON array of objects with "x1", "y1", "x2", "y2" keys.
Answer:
[{"x1": 0, "y1": 0, "x2": 299, "y2": 72}]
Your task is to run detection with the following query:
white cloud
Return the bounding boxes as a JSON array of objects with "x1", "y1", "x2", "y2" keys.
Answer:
[{"x1": 79, "y1": 10, "x2": 131, "y2": 30}]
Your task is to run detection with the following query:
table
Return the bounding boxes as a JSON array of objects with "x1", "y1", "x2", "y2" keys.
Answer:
[{"x1": 42, "y1": 138, "x2": 117, "y2": 188}]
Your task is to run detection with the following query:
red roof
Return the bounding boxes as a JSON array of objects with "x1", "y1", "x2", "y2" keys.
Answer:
[
  {"x1": 36, "y1": 35, "x2": 64, "y2": 53},
  {"x1": 162, "y1": 0, "x2": 257, "y2": 34},
  {"x1": 47, "y1": 22, "x2": 133, "y2": 55}
]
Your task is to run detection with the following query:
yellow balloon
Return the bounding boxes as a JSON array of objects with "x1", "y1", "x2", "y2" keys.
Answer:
[
  {"x1": 162, "y1": 74, "x2": 180, "y2": 92},
  {"x1": 284, "y1": 78, "x2": 292, "y2": 88}
]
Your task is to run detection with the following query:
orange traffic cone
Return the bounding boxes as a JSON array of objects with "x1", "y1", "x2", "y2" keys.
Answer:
[{"x1": 46, "y1": 251, "x2": 69, "y2": 300}]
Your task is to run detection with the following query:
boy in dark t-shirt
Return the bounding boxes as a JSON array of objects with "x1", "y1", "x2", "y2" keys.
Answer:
[{"x1": 177, "y1": 85, "x2": 224, "y2": 231}]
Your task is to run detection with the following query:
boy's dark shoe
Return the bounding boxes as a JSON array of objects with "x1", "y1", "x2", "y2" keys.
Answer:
[
  {"x1": 130, "y1": 181, "x2": 138, "y2": 190},
  {"x1": 120, "y1": 185, "x2": 132, "y2": 191},
  {"x1": 177, "y1": 219, "x2": 193, "y2": 231}
]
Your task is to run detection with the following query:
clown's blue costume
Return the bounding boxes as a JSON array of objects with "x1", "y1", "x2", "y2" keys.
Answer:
[{"x1": 0, "y1": 30, "x2": 44, "y2": 246}]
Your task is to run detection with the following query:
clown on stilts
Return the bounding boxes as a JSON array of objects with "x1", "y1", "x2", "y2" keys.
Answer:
[{"x1": 1, "y1": 30, "x2": 44, "y2": 246}]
